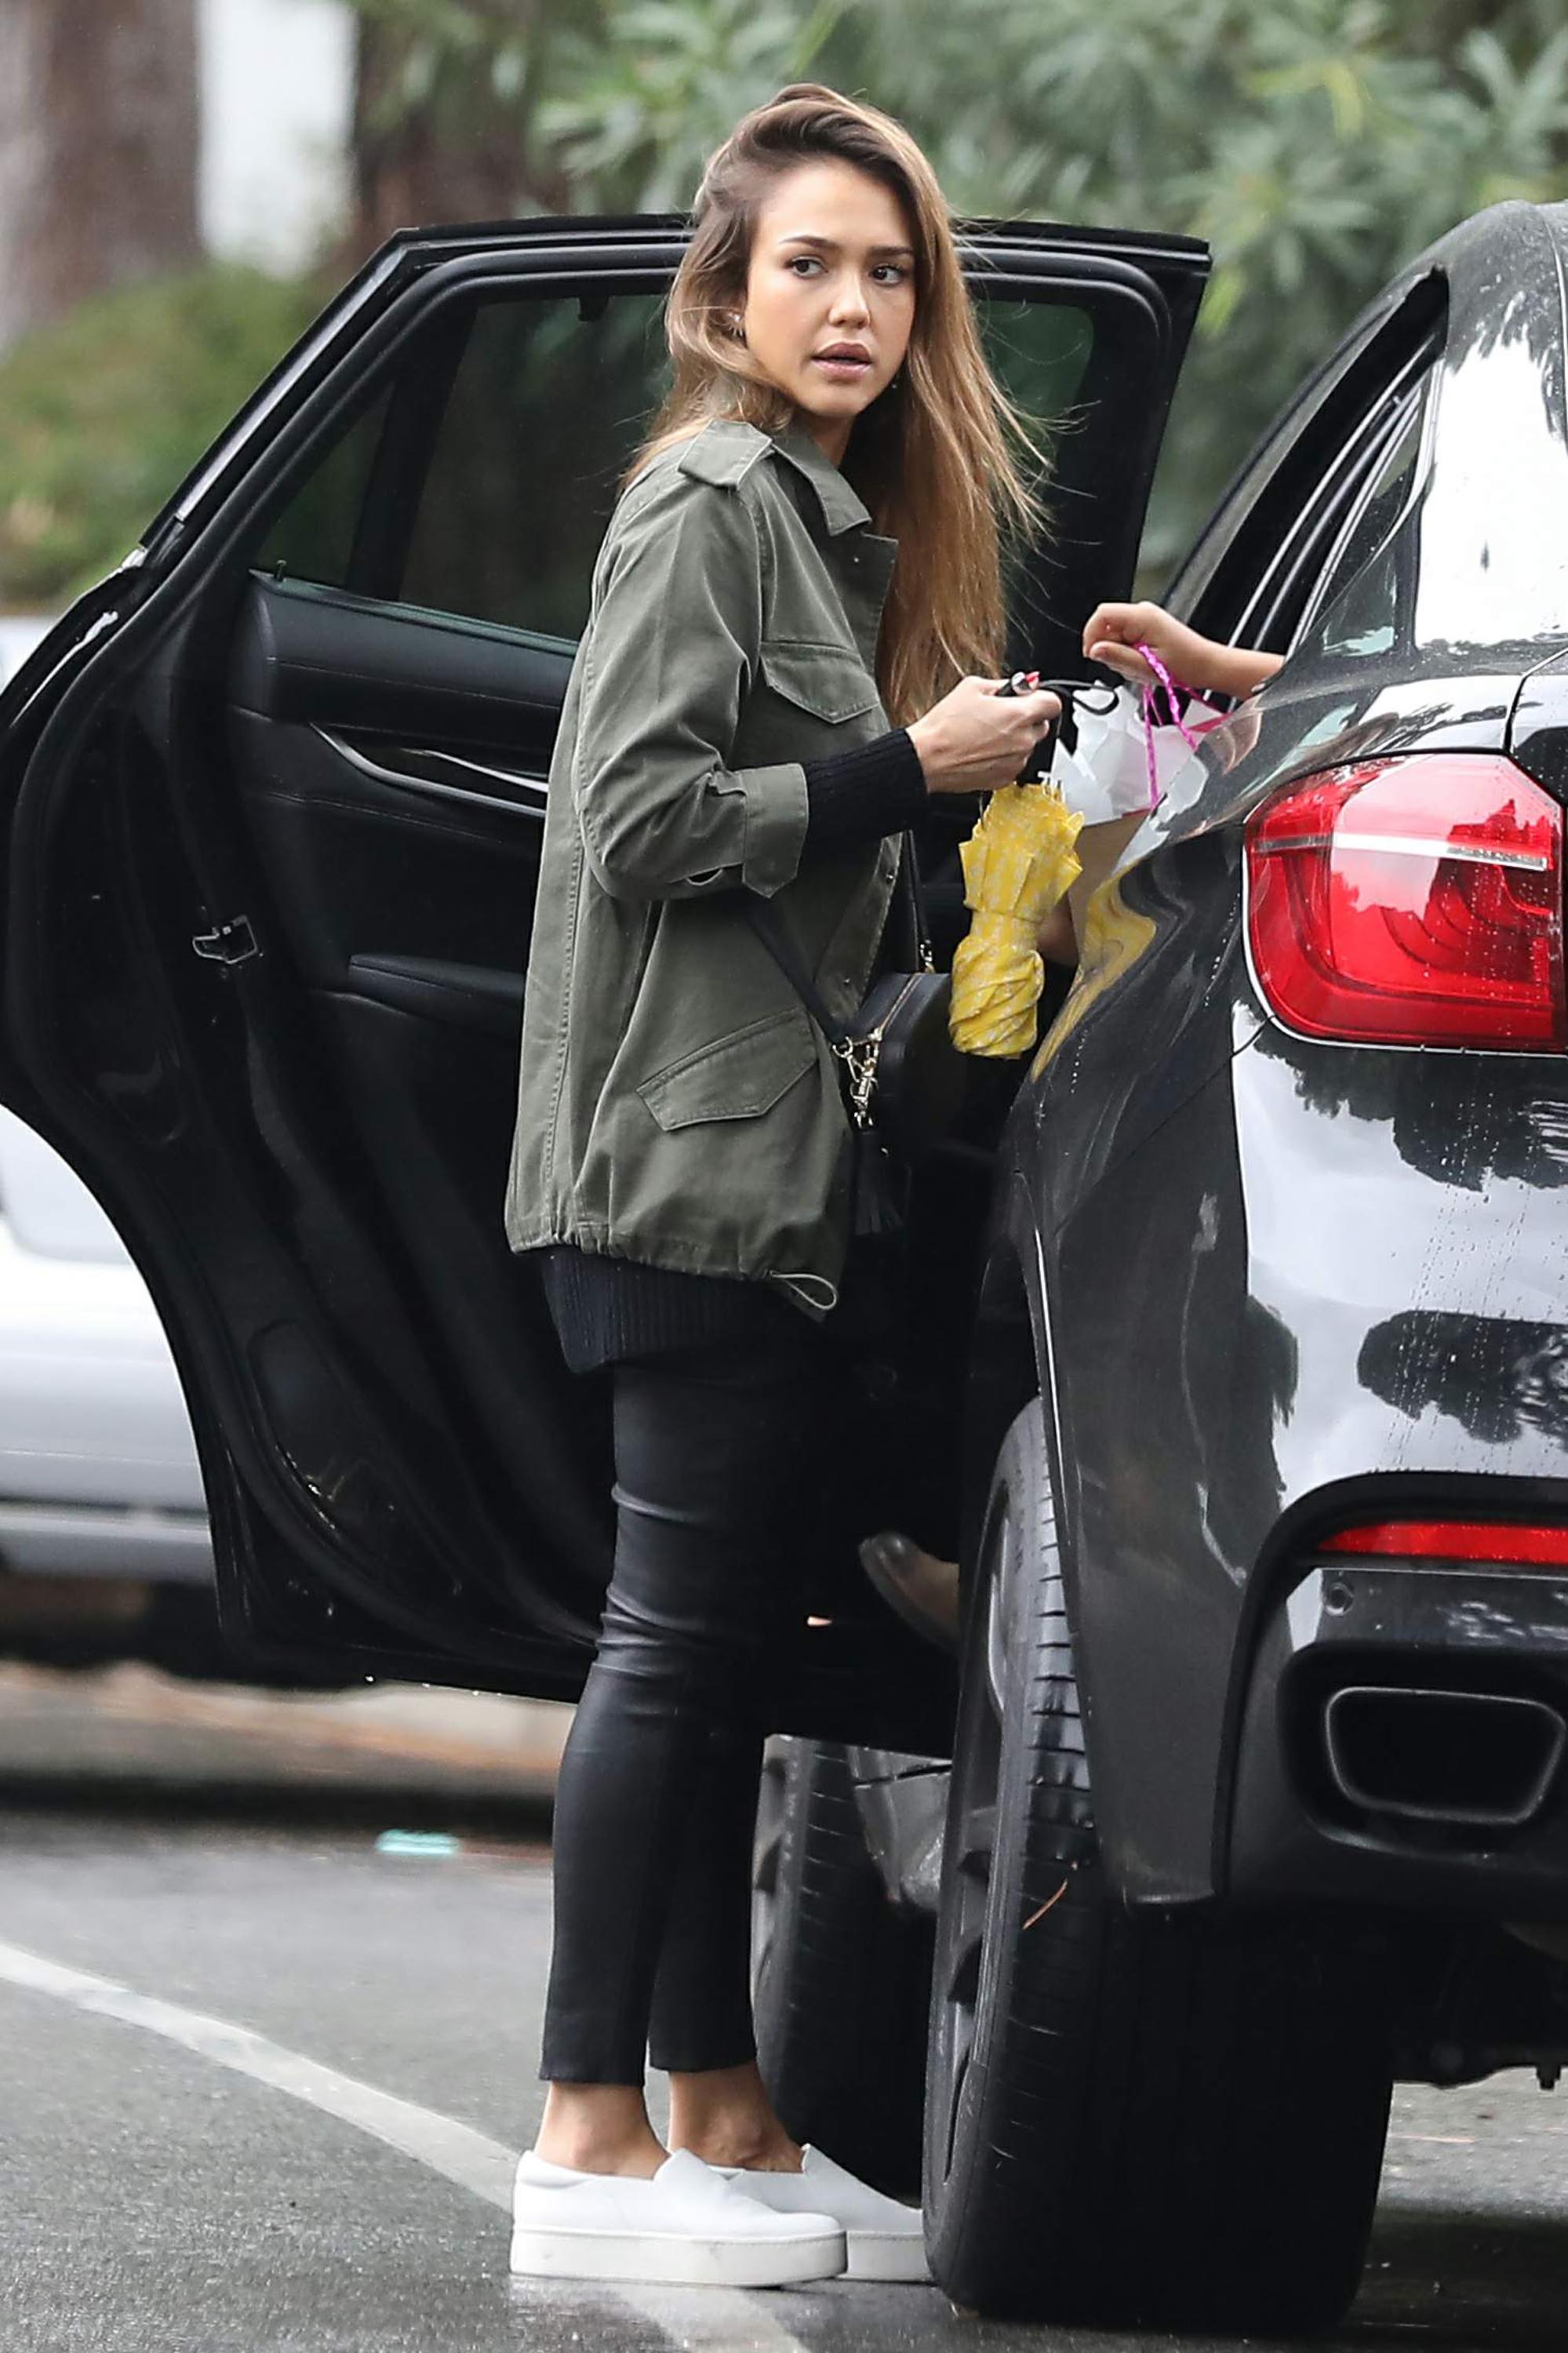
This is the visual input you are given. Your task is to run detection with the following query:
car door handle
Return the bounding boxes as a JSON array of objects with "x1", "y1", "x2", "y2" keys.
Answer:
[{"x1": 313, "y1": 727, "x2": 548, "y2": 820}]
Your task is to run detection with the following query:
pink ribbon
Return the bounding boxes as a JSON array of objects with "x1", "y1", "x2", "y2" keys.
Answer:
[{"x1": 1133, "y1": 638, "x2": 1227, "y2": 809}]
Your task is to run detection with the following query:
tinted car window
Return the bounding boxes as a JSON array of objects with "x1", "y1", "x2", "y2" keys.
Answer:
[
  {"x1": 254, "y1": 384, "x2": 394, "y2": 591},
  {"x1": 1290, "y1": 386, "x2": 1429, "y2": 661},
  {"x1": 252, "y1": 286, "x2": 1099, "y2": 645},
  {"x1": 398, "y1": 293, "x2": 672, "y2": 640},
  {"x1": 1225, "y1": 324, "x2": 1441, "y2": 660},
  {"x1": 983, "y1": 298, "x2": 1094, "y2": 433},
  {"x1": 398, "y1": 289, "x2": 1096, "y2": 639},
  {"x1": 1166, "y1": 273, "x2": 1447, "y2": 655}
]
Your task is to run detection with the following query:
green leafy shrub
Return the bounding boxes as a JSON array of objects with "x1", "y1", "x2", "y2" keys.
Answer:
[
  {"x1": 531, "y1": 0, "x2": 1568, "y2": 576},
  {"x1": 362, "y1": 0, "x2": 1568, "y2": 576},
  {"x1": 0, "y1": 263, "x2": 329, "y2": 611}
]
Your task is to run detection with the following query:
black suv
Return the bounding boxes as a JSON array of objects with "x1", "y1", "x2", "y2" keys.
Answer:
[{"x1": 6, "y1": 199, "x2": 1568, "y2": 2333}]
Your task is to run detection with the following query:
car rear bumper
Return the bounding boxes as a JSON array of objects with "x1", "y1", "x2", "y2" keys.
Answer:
[
  {"x1": 0, "y1": 1501, "x2": 212, "y2": 1584},
  {"x1": 1227, "y1": 1558, "x2": 1568, "y2": 1918}
]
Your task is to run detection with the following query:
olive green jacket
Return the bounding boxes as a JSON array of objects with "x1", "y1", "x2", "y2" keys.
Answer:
[{"x1": 503, "y1": 416, "x2": 903, "y2": 1316}]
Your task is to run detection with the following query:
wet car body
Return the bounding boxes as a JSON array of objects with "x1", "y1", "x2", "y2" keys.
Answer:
[{"x1": 966, "y1": 202, "x2": 1568, "y2": 1929}]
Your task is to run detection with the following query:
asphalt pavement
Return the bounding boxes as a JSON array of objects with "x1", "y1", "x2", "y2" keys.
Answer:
[{"x1": 1, "y1": 1662, "x2": 1565, "y2": 2351}]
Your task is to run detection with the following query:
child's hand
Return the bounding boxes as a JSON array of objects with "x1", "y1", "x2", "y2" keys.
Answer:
[
  {"x1": 1082, "y1": 601, "x2": 1213, "y2": 690},
  {"x1": 1082, "y1": 601, "x2": 1286, "y2": 701}
]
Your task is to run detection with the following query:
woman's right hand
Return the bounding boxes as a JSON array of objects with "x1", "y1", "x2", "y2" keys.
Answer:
[{"x1": 907, "y1": 675, "x2": 1061, "y2": 797}]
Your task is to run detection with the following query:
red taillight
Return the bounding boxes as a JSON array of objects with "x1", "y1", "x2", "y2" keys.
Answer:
[
  {"x1": 1246, "y1": 753, "x2": 1566, "y2": 1049},
  {"x1": 1325, "y1": 1519, "x2": 1568, "y2": 1566}
]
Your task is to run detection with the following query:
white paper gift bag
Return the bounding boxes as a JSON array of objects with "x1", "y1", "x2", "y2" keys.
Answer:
[{"x1": 1056, "y1": 679, "x2": 1230, "y2": 827}]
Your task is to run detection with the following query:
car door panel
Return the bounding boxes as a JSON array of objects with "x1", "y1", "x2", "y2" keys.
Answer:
[
  {"x1": 217, "y1": 588, "x2": 616, "y2": 1700},
  {"x1": 230, "y1": 575, "x2": 571, "y2": 745},
  {"x1": 320, "y1": 740, "x2": 548, "y2": 824},
  {"x1": 227, "y1": 576, "x2": 555, "y2": 1001},
  {"x1": 344, "y1": 953, "x2": 523, "y2": 1037},
  {"x1": 0, "y1": 215, "x2": 1208, "y2": 1734}
]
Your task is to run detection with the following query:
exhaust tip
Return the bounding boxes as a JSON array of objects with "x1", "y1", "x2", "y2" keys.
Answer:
[{"x1": 1322, "y1": 1684, "x2": 1566, "y2": 1831}]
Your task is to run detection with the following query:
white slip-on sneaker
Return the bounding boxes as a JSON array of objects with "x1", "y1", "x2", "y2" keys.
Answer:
[
  {"x1": 722, "y1": 2145, "x2": 930, "y2": 2282},
  {"x1": 508, "y1": 2146, "x2": 846, "y2": 2287}
]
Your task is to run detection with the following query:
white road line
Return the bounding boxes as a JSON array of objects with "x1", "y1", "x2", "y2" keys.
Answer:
[
  {"x1": 0, "y1": 1936, "x2": 515, "y2": 2204},
  {"x1": 0, "y1": 1936, "x2": 815, "y2": 2353}
]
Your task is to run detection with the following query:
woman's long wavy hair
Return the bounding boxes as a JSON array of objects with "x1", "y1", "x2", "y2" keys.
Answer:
[{"x1": 626, "y1": 85, "x2": 1050, "y2": 727}]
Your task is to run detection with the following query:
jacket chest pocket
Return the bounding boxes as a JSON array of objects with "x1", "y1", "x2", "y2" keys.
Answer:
[{"x1": 758, "y1": 640, "x2": 881, "y2": 727}]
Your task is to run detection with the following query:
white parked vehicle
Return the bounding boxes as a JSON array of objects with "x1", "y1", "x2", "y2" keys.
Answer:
[
  {"x1": 0, "y1": 618, "x2": 55, "y2": 689},
  {"x1": 0, "y1": 1107, "x2": 211, "y2": 1591}
]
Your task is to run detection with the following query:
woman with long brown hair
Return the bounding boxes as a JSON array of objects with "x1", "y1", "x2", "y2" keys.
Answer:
[{"x1": 503, "y1": 83, "x2": 1064, "y2": 2287}]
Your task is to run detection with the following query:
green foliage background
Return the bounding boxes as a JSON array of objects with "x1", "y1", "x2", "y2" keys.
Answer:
[
  {"x1": 4, "y1": 0, "x2": 1567, "y2": 607},
  {"x1": 0, "y1": 266, "x2": 331, "y2": 609}
]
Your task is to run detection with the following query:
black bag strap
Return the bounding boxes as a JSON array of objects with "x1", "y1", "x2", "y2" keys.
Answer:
[
  {"x1": 894, "y1": 828, "x2": 934, "y2": 970},
  {"x1": 743, "y1": 831, "x2": 929, "y2": 1046},
  {"x1": 744, "y1": 895, "x2": 849, "y2": 1044}
]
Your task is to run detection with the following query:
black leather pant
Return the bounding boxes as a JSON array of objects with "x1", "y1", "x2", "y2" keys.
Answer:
[{"x1": 539, "y1": 1323, "x2": 831, "y2": 2084}]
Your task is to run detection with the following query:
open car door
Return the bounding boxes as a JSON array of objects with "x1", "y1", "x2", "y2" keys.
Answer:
[{"x1": 0, "y1": 214, "x2": 1207, "y2": 1742}]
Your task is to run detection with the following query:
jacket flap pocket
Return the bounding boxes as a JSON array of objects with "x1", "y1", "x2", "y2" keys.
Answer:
[
  {"x1": 760, "y1": 642, "x2": 880, "y2": 725},
  {"x1": 638, "y1": 1011, "x2": 817, "y2": 1132}
]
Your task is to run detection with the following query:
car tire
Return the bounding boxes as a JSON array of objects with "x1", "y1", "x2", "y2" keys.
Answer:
[
  {"x1": 923, "y1": 1399, "x2": 1394, "y2": 2333},
  {"x1": 751, "y1": 1734, "x2": 931, "y2": 2197}
]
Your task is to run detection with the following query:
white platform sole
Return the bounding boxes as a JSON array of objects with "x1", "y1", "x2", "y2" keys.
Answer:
[
  {"x1": 508, "y1": 2221, "x2": 846, "y2": 2287},
  {"x1": 844, "y1": 2231, "x2": 930, "y2": 2283}
]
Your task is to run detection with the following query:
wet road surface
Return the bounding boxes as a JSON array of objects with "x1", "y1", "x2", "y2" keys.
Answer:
[{"x1": 0, "y1": 1669, "x2": 1565, "y2": 2351}]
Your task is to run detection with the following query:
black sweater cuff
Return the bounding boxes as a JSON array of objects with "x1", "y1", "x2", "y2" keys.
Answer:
[{"x1": 802, "y1": 727, "x2": 927, "y2": 855}]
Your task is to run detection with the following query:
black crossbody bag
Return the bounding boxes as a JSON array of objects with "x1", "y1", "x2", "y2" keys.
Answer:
[
  {"x1": 744, "y1": 835, "x2": 967, "y2": 1238},
  {"x1": 744, "y1": 675, "x2": 1090, "y2": 1238}
]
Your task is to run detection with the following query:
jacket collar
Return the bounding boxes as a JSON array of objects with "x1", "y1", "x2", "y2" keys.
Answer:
[
  {"x1": 675, "y1": 414, "x2": 872, "y2": 537},
  {"x1": 769, "y1": 419, "x2": 872, "y2": 536}
]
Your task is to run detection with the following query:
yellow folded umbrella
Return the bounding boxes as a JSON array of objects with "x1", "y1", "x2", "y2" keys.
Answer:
[{"x1": 949, "y1": 781, "x2": 1084, "y2": 1057}]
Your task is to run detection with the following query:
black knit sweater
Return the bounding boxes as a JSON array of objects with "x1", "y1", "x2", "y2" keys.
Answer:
[{"x1": 536, "y1": 725, "x2": 927, "y2": 1373}]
